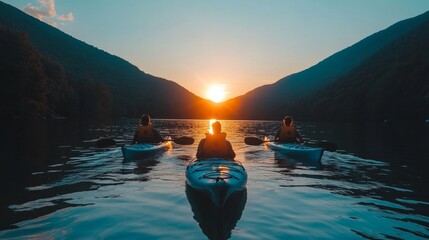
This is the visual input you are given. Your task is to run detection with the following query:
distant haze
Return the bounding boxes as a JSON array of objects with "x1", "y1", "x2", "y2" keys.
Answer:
[{"x1": 4, "y1": 0, "x2": 429, "y2": 100}]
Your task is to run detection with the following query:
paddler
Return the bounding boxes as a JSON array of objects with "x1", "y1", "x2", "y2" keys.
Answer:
[
  {"x1": 196, "y1": 121, "x2": 236, "y2": 159},
  {"x1": 274, "y1": 116, "x2": 304, "y2": 143},
  {"x1": 133, "y1": 115, "x2": 163, "y2": 143}
]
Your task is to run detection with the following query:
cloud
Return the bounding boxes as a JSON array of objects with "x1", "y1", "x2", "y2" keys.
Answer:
[
  {"x1": 57, "y1": 12, "x2": 74, "y2": 21},
  {"x1": 23, "y1": 0, "x2": 56, "y2": 20},
  {"x1": 23, "y1": 0, "x2": 73, "y2": 27}
]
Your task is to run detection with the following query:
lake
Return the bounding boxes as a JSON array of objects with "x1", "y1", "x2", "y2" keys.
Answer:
[{"x1": 0, "y1": 119, "x2": 428, "y2": 239}]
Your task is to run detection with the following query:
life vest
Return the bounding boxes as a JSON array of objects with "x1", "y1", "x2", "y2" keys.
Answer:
[
  {"x1": 278, "y1": 124, "x2": 298, "y2": 142},
  {"x1": 136, "y1": 124, "x2": 154, "y2": 142},
  {"x1": 201, "y1": 132, "x2": 228, "y2": 158}
]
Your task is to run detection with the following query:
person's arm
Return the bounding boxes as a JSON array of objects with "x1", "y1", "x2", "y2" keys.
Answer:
[
  {"x1": 226, "y1": 141, "x2": 236, "y2": 159},
  {"x1": 196, "y1": 139, "x2": 206, "y2": 158}
]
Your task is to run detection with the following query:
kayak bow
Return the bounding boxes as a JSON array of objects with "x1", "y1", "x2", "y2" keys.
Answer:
[{"x1": 186, "y1": 158, "x2": 247, "y2": 207}]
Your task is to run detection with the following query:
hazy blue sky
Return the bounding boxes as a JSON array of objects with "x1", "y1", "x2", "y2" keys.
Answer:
[{"x1": 4, "y1": 0, "x2": 429, "y2": 100}]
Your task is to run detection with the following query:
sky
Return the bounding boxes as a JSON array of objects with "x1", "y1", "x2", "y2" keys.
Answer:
[{"x1": 4, "y1": 0, "x2": 429, "y2": 101}]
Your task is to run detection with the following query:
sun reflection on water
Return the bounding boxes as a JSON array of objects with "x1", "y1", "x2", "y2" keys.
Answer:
[{"x1": 208, "y1": 119, "x2": 217, "y2": 134}]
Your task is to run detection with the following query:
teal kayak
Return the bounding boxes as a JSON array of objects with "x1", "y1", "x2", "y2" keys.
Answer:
[
  {"x1": 121, "y1": 142, "x2": 171, "y2": 160},
  {"x1": 186, "y1": 158, "x2": 247, "y2": 207},
  {"x1": 266, "y1": 142, "x2": 324, "y2": 162}
]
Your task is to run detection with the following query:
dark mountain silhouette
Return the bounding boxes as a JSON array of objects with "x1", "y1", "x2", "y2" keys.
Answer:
[
  {"x1": 1, "y1": 26, "x2": 50, "y2": 118},
  {"x1": 0, "y1": 1, "x2": 215, "y2": 120},
  {"x1": 217, "y1": 10, "x2": 429, "y2": 121},
  {"x1": 290, "y1": 19, "x2": 429, "y2": 122},
  {"x1": 2, "y1": 1, "x2": 428, "y2": 121}
]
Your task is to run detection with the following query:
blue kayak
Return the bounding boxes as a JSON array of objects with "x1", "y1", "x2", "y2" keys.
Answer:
[
  {"x1": 121, "y1": 142, "x2": 171, "y2": 160},
  {"x1": 266, "y1": 142, "x2": 324, "y2": 162},
  {"x1": 186, "y1": 158, "x2": 247, "y2": 207}
]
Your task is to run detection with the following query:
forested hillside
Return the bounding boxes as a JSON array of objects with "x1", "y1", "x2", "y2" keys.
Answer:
[
  {"x1": 218, "y1": 11, "x2": 429, "y2": 121},
  {"x1": 0, "y1": 1, "x2": 214, "y2": 120},
  {"x1": 289, "y1": 20, "x2": 429, "y2": 122}
]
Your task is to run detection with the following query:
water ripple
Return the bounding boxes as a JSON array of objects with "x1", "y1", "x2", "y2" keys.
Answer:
[{"x1": 1, "y1": 120, "x2": 428, "y2": 239}]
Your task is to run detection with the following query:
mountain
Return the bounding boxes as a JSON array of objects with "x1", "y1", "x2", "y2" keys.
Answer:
[
  {"x1": 2, "y1": 1, "x2": 428, "y2": 121},
  {"x1": 0, "y1": 1, "x2": 215, "y2": 120},
  {"x1": 290, "y1": 19, "x2": 429, "y2": 122},
  {"x1": 0, "y1": 25, "x2": 75, "y2": 119},
  {"x1": 218, "y1": 10, "x2": 429, "y2": 121}
]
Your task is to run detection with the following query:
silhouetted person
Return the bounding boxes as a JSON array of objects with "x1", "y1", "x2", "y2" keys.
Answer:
[
  {"x1": 133, "y1": 115, "x2": 163, "y2": 143},
  {"x1": 197, "y1": 121, "x2": 236, "y2": 159},
  {"x1": 275, "y1": 116, "x2": 303, "y2": 143}
]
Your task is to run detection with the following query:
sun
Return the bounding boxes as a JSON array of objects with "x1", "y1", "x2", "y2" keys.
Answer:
[{"x1": 206, "y1": 85, "x2": 226, "y2": 103}]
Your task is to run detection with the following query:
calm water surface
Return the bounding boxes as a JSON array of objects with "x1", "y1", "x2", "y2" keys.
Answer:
[{"x1": 0, "y1": 119, "x2": 428, "y2": 239}]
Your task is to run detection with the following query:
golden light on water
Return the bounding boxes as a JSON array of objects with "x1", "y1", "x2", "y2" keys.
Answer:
[
  {"x1": 263, "y1": 136, "x2": 270, "y2": 150},
  {"x1": 206, "y1": 85, "x2": 226, "y2": 103},
  {"x1": 165, "y1": 141, "x2": 173, "y2": 155},
  {"x1": 209, "y1": 119, "x2": 217, "y2": 134}
]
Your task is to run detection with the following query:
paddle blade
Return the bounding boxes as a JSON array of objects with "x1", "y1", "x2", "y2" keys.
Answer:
[
  {"x1": 244, "y1": 137, "x2": 264, "y2": 145},
  {"x1": 174, "y1": 136, "x2": 195, "y2": 145}
]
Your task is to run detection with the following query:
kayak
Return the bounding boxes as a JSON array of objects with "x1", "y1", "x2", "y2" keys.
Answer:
[
  {"x1": 121, "y1": 142, "x2": 171, "y2": 160},
  {"x1": 186, "y1": 158, "x2": 247, "y2": 207},
  {"x1": 266, "y1": 142, "x2": 324, "y2": 162}
]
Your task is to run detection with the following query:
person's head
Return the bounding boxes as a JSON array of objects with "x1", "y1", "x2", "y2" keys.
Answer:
[
  {"x1": 211, "y1": 121, "x2": 222, "y2": 134},
  {"x1": 283, "y1": 116, "x2": 293, "y2": 126},
  {"x1": 140, "y1": 115, "x2": 151, "y2": 125}
]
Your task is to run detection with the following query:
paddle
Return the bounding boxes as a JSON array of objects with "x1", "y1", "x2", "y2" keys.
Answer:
[
  {"x1": 166, "y1": 136, "x2": 195, "y2": 145},
  {"x1": 244, "y1": 137, "x2": 337, "y2": 152},
  {"x1": 244, "y1": 137, "x2": 267, "y2": 146},
  {"x1": 95, "y1": 136, "x2": 194, "y2": 148}
]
